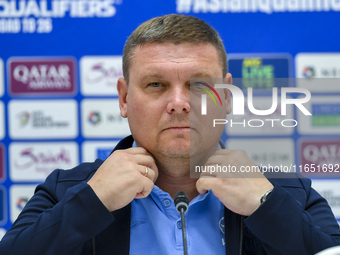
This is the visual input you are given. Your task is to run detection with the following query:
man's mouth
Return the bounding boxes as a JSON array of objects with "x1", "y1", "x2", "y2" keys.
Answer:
[{"x1": 163, "y1": 125, "x2": 192, "y2": 132}]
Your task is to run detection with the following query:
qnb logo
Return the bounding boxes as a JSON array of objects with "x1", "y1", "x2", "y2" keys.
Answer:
[
  {"x1": 202, "y1": 84, "x2": 312, "y2": 116},
  {"x1": 197, "y1": 82, "x2": 223, "y2": 115}
]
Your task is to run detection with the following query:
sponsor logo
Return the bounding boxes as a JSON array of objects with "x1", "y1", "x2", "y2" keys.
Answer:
[
  {"x1": 0, "y1": 144, "x2": 5, "y2": 181},
  {"x1": 0, "y1": 101, "x2": 4, "y2": 140},
  {"x1": 16, "y1": 110, "x2": 69, "y2": 128},
  {"x1": 219, "y1": 216, "x2": 225, "y2": 245},
  {"x1": 107, "y1": 112, "x2": 125, "y2": 123},
  {"x1": 80, "y1": 56, "x2": 122, "y2": 96},
  {"x1": 0, "y1": 58, "x2": 3, "y2": 97},
  {"x1": 312, "y1": 180, "x2": 340, "y2": 218},
  {"x1": 81, "y1": 99, "x2": 130, "y2": 138},
  {"x1": 302, "y1": 66, "x2": 315, "y2": 78},
  {"x1": 9, "y1": 100, "x2": 78, "y2": 139},
  {"x1": 299, "y1": 139, "x2": 340, "y2": 167},
  {"x1": 295, "y1": 54, "x2": 340, "y2": 92},
  {"x1": 88, "y1": 112, "x2": 101, "y2": 125},
  {"x1": 10, "y1": 185, "x2": 35, "y2": 223},
  {"x1": 228, "y1": 55, "x2": 291, "y2": 89},
  {"x1": 10, "y1": 142, "x2": 78, "y2": 182},
  {"x1": 301, "y1": 66, "x2": 340, "y2": 78},
  {"x1": 0, "y1": 186, "x2": 6, "y2": 225},
  {"x1": 297, "y1": 96, "x2": 340, "y2": 135},
  {"x1": 0, "y1": 0, "x2": 122, "y2": 34},
  {"x1": 9, "y1": 58, "x2": 76, "y2": 95},
  {"x1": 16, "y1": 196, "x2": 29, "y2": 210},
  {"x1": 17, "y1": 111, "x2": 30, "y2": 127},
  {"x1": 82, "y1": 141, "x2": 118, "y2": 162},
  {"x1": 176, "y1": 0, "x2": 340, "y2": 14},
  {"x1": 312, "y1": 103, "x2": 340, "y2": 127},
  {"x1": 219, "y1": 217, "x2": 225, "y2": 234},
  {"x1": 242, "y1": 58, "x2": 275, "y2": 79},
  {"x1": 320, "y1": 68, "x2": 340, "y2": 77}
]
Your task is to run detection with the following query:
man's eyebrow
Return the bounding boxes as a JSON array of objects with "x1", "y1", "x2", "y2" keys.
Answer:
[
  {"x1": 140, "y1": 73, "x2": 165, "y2": 82},
  {"x1": 139, "y1": 72, "x2": 215, "y2": 83},
  {"x1": 190, "y1": 72, "x2": 215, "y2": 78}
]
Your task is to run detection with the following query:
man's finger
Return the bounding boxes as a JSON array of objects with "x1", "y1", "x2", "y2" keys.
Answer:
[
  {"x1": 196, "y1": 177, "x2": 216, "y2": 194},
  {"x1": 135, "y1": 177, "x2": 154, "y2": 199},
  {"x1": 138, "y1": 165, "x2": 157, "y2": 182}
]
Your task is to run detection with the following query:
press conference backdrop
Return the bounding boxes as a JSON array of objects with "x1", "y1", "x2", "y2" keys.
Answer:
[{"x1": 0, "y1": 0, "x2": 340, "y2": 236}]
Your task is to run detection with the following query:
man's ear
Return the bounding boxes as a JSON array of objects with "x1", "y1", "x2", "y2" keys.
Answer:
[
  {"x1": 117, "y1": 77, "x2": 128, "y2": 118},
  {"x1": 224, "y1": 73, "x2": 232, "y2": 114}
]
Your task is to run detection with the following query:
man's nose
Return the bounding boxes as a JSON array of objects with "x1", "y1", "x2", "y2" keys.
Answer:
[{"x1": 166, "y1": 87, "x2": 190, "y2": 114}]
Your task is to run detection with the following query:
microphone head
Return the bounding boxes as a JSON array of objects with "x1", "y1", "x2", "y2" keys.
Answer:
[{"x1": 174, "y1": 191, "x2": 189, "y2": 213}]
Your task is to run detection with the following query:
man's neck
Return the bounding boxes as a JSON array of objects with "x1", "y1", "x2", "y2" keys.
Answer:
[
  {"x1": 155, "y1": 172, "x2": 199, "y2": 202},
  {"x1": 154, "y1": 158, "x2": 199, "y2": 202}
]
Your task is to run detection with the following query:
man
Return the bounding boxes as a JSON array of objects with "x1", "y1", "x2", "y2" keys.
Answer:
[{"x1": 0, "y1": 14, "x2": 339, "y2": 255}]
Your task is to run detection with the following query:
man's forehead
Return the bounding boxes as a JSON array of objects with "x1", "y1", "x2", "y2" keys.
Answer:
[
  {"x1": 132, "y1": 41, "x2": 219, "y2": 59},
  {"x1": 130, "y1": 42, "x2": 221, "y2": 69},
  {"x1": 137, "y1": 71, "x2": 220, "y2": 84}
]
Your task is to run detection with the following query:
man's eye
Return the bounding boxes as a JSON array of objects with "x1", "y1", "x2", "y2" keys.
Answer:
[
  {"x1": 191, "y1": 82, "x2": 206, "y2": 89},
  {"x1": 149, "y1": 83, "x2": 162, "y2": 87},
  {"x1": 192, "y1": 82, "x2": 204, "y2": 87}
]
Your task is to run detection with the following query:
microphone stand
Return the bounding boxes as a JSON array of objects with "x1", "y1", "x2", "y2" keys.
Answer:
[
  {"x1": 175, "y1": 191, "x2": 189, "y2": 255},
  {"x1": 180, "y1": 207, "x2": 188, "y2": 255}
]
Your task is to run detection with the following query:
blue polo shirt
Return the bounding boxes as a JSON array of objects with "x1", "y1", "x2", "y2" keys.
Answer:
[{"x1": 130, "y1": 174, "x2": 226, "y2": 254}]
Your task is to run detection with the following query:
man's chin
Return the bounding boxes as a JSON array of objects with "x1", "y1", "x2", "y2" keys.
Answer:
[
  {"x1": 160, "y1": 140, "x2": 206, "y2": 159},
  {"x1": 162, "y1": 151, "x2": 191, "y2": 159},
  {"x1": 152, "y1": 131, "x2": 205, "y2": 158},
  {"x1": 154, "y1": 139, "x2": 189, "y2": 158}
]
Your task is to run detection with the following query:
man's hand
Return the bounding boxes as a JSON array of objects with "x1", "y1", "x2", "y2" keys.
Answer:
[
  {"x1": 196, "y1": 149, "x2": 273, "y2": 216},
  {"x1": 87, "y1": 147, "x2": 158, "y2": 212}
]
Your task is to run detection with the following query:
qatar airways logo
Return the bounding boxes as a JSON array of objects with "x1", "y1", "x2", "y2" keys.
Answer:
[
  {"x1": 9, "y1": 58, "x2": 76, "y2": 95},
  {"x1": 200, "y1": 84, "x2": 312, "y2": 128}
]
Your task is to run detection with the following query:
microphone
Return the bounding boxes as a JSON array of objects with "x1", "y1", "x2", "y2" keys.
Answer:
[
  {"x1": 175, "y1": 191, "x2": 189, "y2": 255},
  {"x1": 175, "y1": 191, "x2": 189, "y2": 213}
]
